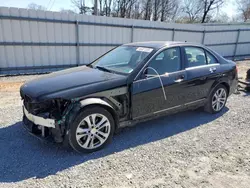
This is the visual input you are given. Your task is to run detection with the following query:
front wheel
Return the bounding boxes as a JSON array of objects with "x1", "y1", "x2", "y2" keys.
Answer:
[
  {"x1": 204, "y1": 84, "x2": 228, "y2": 114},
  {"x1": 68, "y1": 106, "x2": 115, "y2": 153}
]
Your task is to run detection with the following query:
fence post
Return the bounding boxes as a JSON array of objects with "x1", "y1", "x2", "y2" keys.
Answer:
[
  {"x1": 233, "y1": 29, "x2": 240, "y2": 61},
  {"x1": 172, "y1": 28, "x2": 175, "y2": 41},
  {"x1": 202, "y1": 29, "x2": 206, "y2": 44},
  {"x1": 131, "y1": 25, "x2": 134, "y2": 42},
  {"x1": 76, "y1": 20, "x2": 80, "y2": 66}
]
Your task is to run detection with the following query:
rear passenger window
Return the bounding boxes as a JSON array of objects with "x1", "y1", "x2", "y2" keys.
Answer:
[
  {"x1": 206, "y1": 51, "x2": 218, "y2": 64},
  {"x1": 184, "y1": 47, "x2": 206, "y2": 67}
]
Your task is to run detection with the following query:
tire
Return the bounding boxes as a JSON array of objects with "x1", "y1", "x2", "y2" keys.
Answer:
[
  {"x1": 204, "y1": 84, "x2": 228, "y2": 114},
  {"x1": 68, "y1": 106, "x2": 115, "y2": 153}
]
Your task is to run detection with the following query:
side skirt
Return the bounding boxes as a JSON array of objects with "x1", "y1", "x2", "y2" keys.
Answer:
[{"x1": 119, "y1": 98, "x2": 206, "y2": 128}]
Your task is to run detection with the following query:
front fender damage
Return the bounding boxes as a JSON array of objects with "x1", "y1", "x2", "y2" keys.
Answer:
[{"x1": 52, "y1": 86, "x2": 129, "y2": 143}]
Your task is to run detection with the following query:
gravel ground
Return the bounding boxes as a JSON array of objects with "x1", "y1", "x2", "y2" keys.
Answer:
[
  {"x1": 0, "y1": 64, "x2": 250, "y2": 188},
  {"x1": 237, "y1": 60, "x2": 250, "y2": 79}
]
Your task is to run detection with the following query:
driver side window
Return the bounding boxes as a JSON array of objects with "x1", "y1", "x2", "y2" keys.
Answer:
[{"x1": 147, "y1": 47, "x2": 181, "y2": 75}]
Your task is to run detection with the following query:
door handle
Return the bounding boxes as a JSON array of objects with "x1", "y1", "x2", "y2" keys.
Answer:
[
  {"x1": 175, "y1": 75, "x2": 185, "y2": 83},
  {"x1": 209, "y1": 67, "x2": 216, "y2": 73},
  {"x1": 175, "y1": 79, "x2": 184, "y2": 83}
]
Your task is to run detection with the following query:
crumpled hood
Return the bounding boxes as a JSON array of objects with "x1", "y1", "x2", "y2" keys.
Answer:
[{"x1": 20, "y1": 66, "x2": 127, "y2": 102}]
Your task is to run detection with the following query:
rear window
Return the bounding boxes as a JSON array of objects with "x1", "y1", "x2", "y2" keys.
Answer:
[
  {"x1": 206, "y1": 51, "x2": 218, "y2": 64},
  {"x1": 184, "y1": 47, "x2": 206, "y2": 67}
]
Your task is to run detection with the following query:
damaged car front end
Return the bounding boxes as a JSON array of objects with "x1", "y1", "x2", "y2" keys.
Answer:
[
  {"x1": 20, "y1": 45, "x2": 151, "y2": 152},
  {"x1": 20, "y1": 66, "x2": 130, "y2": 148},
  {"x1": 21, "y1": 89, "x2": 130, "y2": 146},
  {"x1": 21, "y1": 93, "x2": 72, "y2": 143}
]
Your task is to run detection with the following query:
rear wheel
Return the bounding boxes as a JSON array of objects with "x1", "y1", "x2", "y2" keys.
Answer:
[
  {"x1": 68, "y1": 106, "x2": 115, "y2": 153},
  {"x1": 204, "y1": 84, "x2": 228, "y2": 114}
]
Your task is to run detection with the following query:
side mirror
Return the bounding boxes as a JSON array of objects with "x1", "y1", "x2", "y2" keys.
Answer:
[
  {"x1": 143, "y1": 68, "x2": 169, "y2": 79},
  {"x1": 142, "y1": 69, "x2": 153, "y2": 79},
  {"x1": 142, "y1": 69, "x2": 148, "y2": 78},
  {"x1": 143, "y1": 67, "x2": 160, "y2": 79}
]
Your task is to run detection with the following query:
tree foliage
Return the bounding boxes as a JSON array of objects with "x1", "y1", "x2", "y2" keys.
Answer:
[
  {"x1": 27, "y1": 3, "x2": 47, "y2": 11},
  {"x1": 237, "y1": 0, "x2": 250, "y2": 22},
  {"x1": 69, "y1": 0, "x2": 232, "y2": 23},
  {"x1": 201, "y1": 0, "x2": 224, "y2": 23},
  {"x1": 71, "y1": 0, "x2": 92, "y2": 14},
  {"x1": 181, "y1": 0, "x2": 203, "y2": 22}
]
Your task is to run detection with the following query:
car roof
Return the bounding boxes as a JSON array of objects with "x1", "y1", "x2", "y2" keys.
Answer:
[{"x1": 124, "y1": 41, "x2": 202, "y2": 49}]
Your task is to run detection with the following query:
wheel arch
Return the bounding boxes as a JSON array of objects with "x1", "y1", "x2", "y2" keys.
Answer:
[
  {"x1": 208, "y1": 80, "x2": 230, "y2": 98},
  {"x1": 80, "y1": 98, "x2": 119, "y2": 127},
  {"x1": 66, "y1": 98, "x2": 119, "y2": 131},
  {"x1": 219, "y1": 82, "x2": 230, "y2": 94}
]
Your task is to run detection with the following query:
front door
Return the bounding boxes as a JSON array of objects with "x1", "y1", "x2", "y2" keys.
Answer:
[{"x1": 131, "y1": 47, "x2": 188, "y2": 119}]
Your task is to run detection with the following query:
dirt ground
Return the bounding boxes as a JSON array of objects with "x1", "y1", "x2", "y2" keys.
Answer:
[{"x1": 0, "y1": 61, "x2": 249, "y2": 188}]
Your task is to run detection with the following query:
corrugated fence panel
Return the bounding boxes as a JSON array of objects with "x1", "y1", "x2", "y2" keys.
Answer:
[
  {"x1": 236, "y1": 44, "x2": 250, "y2": 55},
  {"x1": 174, "y1": 31, "x2": 203, "y2": 43},
  {"x1": 0, "y1": 7, "x2": 250, "y2": 74},
  {"x1": 133, "y1": 29, "x2": 173, "y2": 42},
  {"x1": 238, "y1": 31, "x2": 250, "y2": 42},
  {"x1": 210, "y1": 45, "x2": 235, "y2": 57},
  {"x1": 205, "y1": 31, "x2": 238, "y2": 45}
]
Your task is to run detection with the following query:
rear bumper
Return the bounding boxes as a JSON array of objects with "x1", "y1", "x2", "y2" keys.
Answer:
[{"x1": 229, "y1": 78, "x2": 238, "y2": 96}]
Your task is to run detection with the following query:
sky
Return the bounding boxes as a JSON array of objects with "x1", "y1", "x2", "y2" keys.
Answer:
[{"x1": 0, "y1": 0, "x2": 237, "y2": 18}]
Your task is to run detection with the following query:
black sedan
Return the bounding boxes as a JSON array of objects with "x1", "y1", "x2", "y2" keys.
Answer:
[{"x1": 20, "y1": 41, "x2": 238, "y2": 153}]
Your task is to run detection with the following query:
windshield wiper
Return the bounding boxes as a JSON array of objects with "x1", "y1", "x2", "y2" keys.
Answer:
[
  {"x1": 87, "y1": 64, "x2": 93, "y2": 68},
  {"x1": 95, "y1": 66, "x2": 112, "y2": 73}
]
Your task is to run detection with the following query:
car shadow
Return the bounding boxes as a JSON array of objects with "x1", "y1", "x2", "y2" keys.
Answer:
[
  {"x1": 242, "y1": 91, "x2": 250, "y2": 96},
  {"x1": 0, "y1": 107, "x2": 228, "y2": 182},
  {"x1": 236, "y1": 88, "x2": 250, "y2": 96}
]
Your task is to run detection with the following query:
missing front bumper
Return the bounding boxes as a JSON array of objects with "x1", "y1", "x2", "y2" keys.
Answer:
[
  {"x1": 23, "y1": 106, "x2": 56, "y2": 128},
  {"x1": 23, "y1": 109, "x2": 64, "y2": 143},
  {"x1": 23, "y1": 115, "x2": 50, "y2": 137}
]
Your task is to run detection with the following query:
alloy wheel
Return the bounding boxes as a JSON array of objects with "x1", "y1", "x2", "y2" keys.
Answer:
[
  {"x1": 212, "y1": 88, "x2": 227, "y2": 112},
  {"x1": 75, "y1": 113, "x2": 111, "y2": 149}
]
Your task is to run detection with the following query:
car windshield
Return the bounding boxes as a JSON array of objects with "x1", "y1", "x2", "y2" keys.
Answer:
[{"x1": 91, "y1": 46, "x2": 153, "y2": 74}]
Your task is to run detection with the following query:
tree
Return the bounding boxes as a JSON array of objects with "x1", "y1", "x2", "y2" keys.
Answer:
[
  {"x1": 98, "y1": 0, "x2": 113, "y2": 16},
  {"x1": 211, "y1": 12, "x2": 230, "y2": 22},
  {"x1": 161, "y1": 0, "x2": 180, "y2": 22},
  {"x1": 143, "y1": 0, "x2": 153, "y2": 20},
  {"x1": 231, "y1": 14, "x2": 244, "y2": 22},
  {"x1": 236, "y1": 0, "x2": 250, "y2": 22},
  {"x1": 27, "y1": 3, "x2": 47, "y2": 10},
  {"x1": 93, "y1": 0, "x2": 98, "y2": 15},
  {"x1": 60, "y1": 9, "x2": 77, "y2": 14},
  {"x1": 133, "y1": 2, "x2": 141, "y2": 19},
  {"x1": 180, "y1": 0, "x2": 225, "y2": 23},
  {"x1": 71, "y1": 0, "x2": 92, "y2": 14},
  {"x1": 201, "y1": 0, "x2": 224, "y2": 23},
  {"x1": 153, "y1": 0, "x2": 161, "y2": 21},
  {"x1": 112, "y1": 0, "x2": 137, "y2": 18},
  {"x1": 68, "y1": 0, "x2": 228, "y2": 23},
  {"x1": 181, "y1": 0, "x2": 203, "y2": 22},
  {"x1": 104, "y1": 0, "x2": 113, "y2": 16}
]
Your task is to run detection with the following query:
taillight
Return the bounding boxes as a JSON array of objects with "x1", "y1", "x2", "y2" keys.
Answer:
[{"x1": 236, "y1": 65, "x2": 238, "y2": 73}]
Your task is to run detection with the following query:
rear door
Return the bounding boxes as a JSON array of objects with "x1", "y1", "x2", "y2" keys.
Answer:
[{"x1": 182, "y1": 46, "x2": 222, "y2": 102}]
